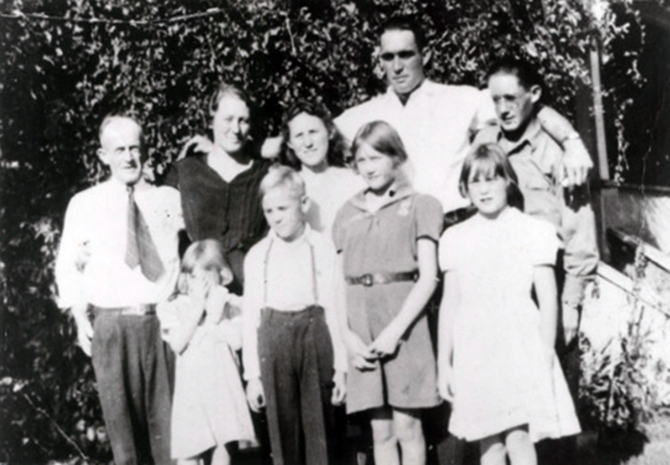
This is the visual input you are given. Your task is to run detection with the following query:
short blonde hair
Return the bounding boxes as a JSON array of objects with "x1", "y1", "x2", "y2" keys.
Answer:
[
  {"x1": 351, "y1": 121, "x2": 408, "y2": 171},
  {"x1": 259, "y1": 164, "x2": 306, "y2": 200},
  {"x1": 177, "y1": 239, "x2": 232, "y2": 294}
]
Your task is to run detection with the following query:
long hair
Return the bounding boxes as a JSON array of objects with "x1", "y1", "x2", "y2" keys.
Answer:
[
  {"x1": 459, "y1": 143, "x2": 524, "y2": 211},
  {"x1": 279, "y1": 100, "x2": 349, "y2": 170}
]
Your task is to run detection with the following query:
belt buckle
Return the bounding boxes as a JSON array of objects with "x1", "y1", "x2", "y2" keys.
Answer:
[
  {"x1": 127, "y1": 304, "x2": 152, "y2": 316},
  {"x1": 125, "y1": 306, "x2": 143, "y2": 316},
  {"x1": 361, "y1": 274, "x2": 373, "y2": 287}
]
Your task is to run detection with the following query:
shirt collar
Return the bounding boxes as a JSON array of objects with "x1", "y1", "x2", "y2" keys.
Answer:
[
  {"x1": 385, "y1": 78, "x2": 435, "y2": 106},
  {"x1": 348, "y1": 174, "x2": 415, "y2": 212},
  {"x1": 105, "y1": 177, "x2": 148, "y2": 194},
  {"x1": 267, "y1": 223, "x2": 314, "y2": 247},
  {"x1": 497, "y1": 117, "x2": 543, "y2": 154}
]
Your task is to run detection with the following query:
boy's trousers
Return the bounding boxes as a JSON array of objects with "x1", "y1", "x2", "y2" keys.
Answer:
[{"x1": 258, "y1": 305, "x2": 335, "y2": 465}]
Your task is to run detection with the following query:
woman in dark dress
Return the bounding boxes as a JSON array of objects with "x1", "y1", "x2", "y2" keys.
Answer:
[{"x1": 165, "y1": 84, "x2": 270, "y2": 295}]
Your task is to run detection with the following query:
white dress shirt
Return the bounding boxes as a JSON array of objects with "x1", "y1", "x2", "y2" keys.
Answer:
[
  {"x1": 55, "y1": 179, "x2": 184, "y2": 308},
  {"x1": 242, "y1": 226, "x2": 347, "y2": 380},
  {"x1": 335, "y1": 79, "x2": 496, "y2": 213}
]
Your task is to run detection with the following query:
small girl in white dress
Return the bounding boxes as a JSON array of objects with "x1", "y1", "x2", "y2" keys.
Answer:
[
  {"x1": 437, "y1": 143, "x2": 580, "y2": 465},
  {"x1": 158, "y1": 239, "x2": 256, "y2": 465}
]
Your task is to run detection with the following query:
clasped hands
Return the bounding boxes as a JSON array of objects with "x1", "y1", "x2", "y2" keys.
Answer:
[{"x1": 345, "y1": 326, "x2": 404, "y2": 371}]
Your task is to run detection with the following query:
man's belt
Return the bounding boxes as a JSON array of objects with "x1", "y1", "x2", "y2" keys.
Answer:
[
  {"x1": 345, "y1": 271, "x2": 419, "y2": 287},
  {"x1": 91, "y1": 304, "x2": 156, "y2": 316}
]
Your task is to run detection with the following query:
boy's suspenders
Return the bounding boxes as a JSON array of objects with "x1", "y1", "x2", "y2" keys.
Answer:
[{"x1": 262, "y1": 237, "x2": 319, "y2": 308}]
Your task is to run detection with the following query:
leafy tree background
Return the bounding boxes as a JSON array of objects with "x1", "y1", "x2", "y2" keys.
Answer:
[{"x1": 0, "y1": 0, "x2": 655, "y2": 462}]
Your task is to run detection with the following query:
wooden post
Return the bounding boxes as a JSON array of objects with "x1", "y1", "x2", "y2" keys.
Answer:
[{"x1": 590, "y1": 37, "x2": 610, "y2": 181}]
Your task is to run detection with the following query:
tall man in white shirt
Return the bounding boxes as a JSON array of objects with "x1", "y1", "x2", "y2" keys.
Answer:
[
  {"x1": 335, "y1": 15, "x2": 593, "y2": 223},
  {"x1": 56, "y1": 115, "x2": 184, "y2": 464}
]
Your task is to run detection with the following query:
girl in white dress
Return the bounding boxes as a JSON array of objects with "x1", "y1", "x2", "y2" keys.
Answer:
[
  {"x1": 437, "y1": 143, "x2": 580, "y2": 465},
  {"x1": 280, "y1": 100, "x2": 366, "y2": 235},
  {"x1": 158, "y1": 239, "x2": 256, "y2": 465}
]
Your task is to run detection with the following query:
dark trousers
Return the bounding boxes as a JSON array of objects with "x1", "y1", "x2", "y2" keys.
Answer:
[
  {"x1": 91, "y1": 310, "x2": 173, "y2": 465},
  {"x1": 258, "y1": 306, "x2": 335, "y2": 465}
]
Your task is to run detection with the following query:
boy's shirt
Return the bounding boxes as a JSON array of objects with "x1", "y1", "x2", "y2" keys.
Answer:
[{"x1": 242, "y1": 226, "x2": 347, "y2": 380}]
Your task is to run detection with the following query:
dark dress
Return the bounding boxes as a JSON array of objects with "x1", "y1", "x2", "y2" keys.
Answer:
[{"x1": 165, "y1": 152, "x2": 270, "y2": 294}]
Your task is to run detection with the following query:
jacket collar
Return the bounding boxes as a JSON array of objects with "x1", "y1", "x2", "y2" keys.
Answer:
[
  {"x1": 496, "y1": 117, "x2": 543, "y2": 155},
  {"x1": 348, "y1": 174, "x2": 415, "y2": 212}
]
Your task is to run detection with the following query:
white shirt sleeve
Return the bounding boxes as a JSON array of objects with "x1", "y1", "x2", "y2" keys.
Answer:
[
  {"x1": 318, "y1": 239, "x2": 348, "y2": 373},
  {"x1": 242, "y1": 244, "x2": 264, "y2": 381},
  {"x1": 471, "y1": 87, "x2": 497, "y2": 133},
  {"x1": 55, "y1": 193, "x2": 90, "y2": 309}
]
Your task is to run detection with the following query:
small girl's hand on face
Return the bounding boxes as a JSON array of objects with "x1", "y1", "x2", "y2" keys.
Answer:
[
  {"x1": 190, "y1": 272, "x2": 209, "y2": 300},
  {"x1": 205, "y1": 284, "x2": 230, "y2": 325}
]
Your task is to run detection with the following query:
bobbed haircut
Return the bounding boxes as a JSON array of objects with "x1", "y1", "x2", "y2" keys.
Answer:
[
  {"x1": 259, "y1": 164, "x2": 306, "y2": 200},
  {"x1": 351, "y1": 121, "x2": 408, "y2": 170},
  {"x1": 380, "y1": 14, "x2": 426, "y2": 51},
  {"x1": 177, "y1": 239, "x2": 232, "y2": 294},
  {"x1": 279, "y1": 100, "x2": 349, "y2": 170},
  {"x1": 487, "y1": 55, "x2": 543, "y2": 91},
  {"x1": 208, "y1": 83, "x2": 253, "y2": 116},
  {"x1": 459, "y1": 143, "x2": 524, "y2": 211}
]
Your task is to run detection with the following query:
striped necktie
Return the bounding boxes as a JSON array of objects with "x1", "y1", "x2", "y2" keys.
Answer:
[{"x1": 125, "y1": 185, "x2": 164, "y2": 282}]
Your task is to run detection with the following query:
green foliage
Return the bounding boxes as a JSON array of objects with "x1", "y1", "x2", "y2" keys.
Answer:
[
  {"x1": 0, "y1": 0, "x2": 647, "y2": 461},
  {"x1": 580, "y1": 255, "x2": 669, "y2": 439}
]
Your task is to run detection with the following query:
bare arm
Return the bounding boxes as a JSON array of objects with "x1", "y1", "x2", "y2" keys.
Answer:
[
  {"x1": 533, "y1": 264, "x2": 559, "y2": 366},
  {"x1": 323, "y1": 249, "x2": 347, "y2": 405},
  {"x1": 437, "y1": 271, "x2": 459, "y2": 402},
  {"x1": 368, "y1": 238, "x2": 439, "y2": 358},
  {"x1": 335, "y1": 253, "x2": 376, "y2": 371},
  {"x1": 241, "y1": 249, "x2": 266, "y2": 412}
]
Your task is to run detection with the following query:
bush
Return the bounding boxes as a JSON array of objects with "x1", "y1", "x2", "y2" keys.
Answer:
[{"x1": 0, "y1": 0, "x2": 647, "y2": 461}]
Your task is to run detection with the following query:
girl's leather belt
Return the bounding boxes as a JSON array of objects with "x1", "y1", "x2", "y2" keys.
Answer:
[{"x1": 345, "y1": 271, "x2": 418, "y2": 287}]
